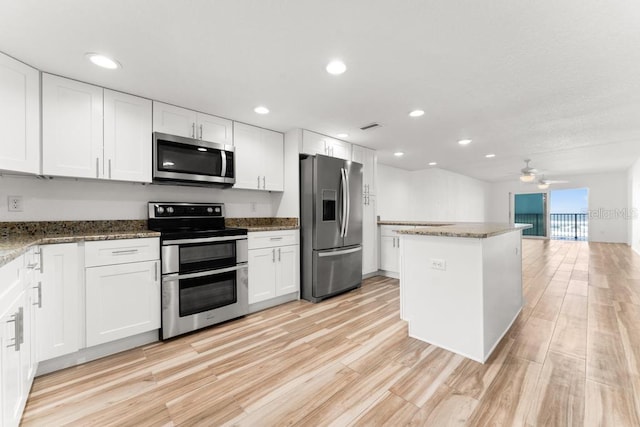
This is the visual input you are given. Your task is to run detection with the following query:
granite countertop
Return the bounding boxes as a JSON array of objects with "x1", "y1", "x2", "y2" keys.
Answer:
[
  {"x1": 399, "y1": 222, "x2": 532, "y2": 238},
  {"x1": 226, "y1": 217, "x2": 299, "y2": 233},
  {"x1": 378, "y1": 220, "x2": 456, "y2": 226},
  {"x1": 379, "y1": 221, "x2": 533, "y2": 238},
  {"x1": 0, "y1": 220, "x2": 160, "y2": 268},
  {"x1": 244, "y1": 225, "x2": 300, "y2": 232}
]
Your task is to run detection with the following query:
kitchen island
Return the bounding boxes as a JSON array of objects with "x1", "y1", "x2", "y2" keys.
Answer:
[{"x1": 395, "y1": 222, "x2": 531, "y2": 363}]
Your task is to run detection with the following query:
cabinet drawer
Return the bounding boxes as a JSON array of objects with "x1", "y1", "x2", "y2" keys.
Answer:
[
  {"x1": 85, "y1": 238, "x2": 159, "y2": 267},
  {"x1": 248, "y1": 230, "x2": 299, "y2": 250}
]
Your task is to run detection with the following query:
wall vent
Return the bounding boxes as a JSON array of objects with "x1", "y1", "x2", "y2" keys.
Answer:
[{"x1": 360, "y1": 122, "x2": 381, "y2": 131}]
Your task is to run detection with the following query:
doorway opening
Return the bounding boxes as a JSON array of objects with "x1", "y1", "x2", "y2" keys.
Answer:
[
  {"x1": 514, "y1": 193, "x2": 547, "y2": 237},
  {"x1": 550, "y1": 188, "x2": 588, "y2": 241}
]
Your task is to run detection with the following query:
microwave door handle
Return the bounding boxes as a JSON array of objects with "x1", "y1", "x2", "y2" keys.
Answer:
[{"x1": 221, "y1": 151, "x2": 227, "y2": 178}]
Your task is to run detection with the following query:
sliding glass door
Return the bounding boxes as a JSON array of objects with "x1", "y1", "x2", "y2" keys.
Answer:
[{"x1": 514, "y1": 193, "x2": 547, "y2": 237}]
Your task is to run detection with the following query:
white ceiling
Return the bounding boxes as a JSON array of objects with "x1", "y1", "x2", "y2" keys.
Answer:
[{"x1": 1, "y1": 0, "x2": 640, "y2": 182}]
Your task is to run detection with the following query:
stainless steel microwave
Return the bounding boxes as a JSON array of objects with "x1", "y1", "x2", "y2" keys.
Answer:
[{"x1": 152, "y1": 132, "x2": 235, "y2": 187}]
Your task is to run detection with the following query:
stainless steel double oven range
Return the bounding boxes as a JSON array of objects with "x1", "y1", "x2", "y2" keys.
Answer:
[{"x1": 148, "y1": 202, "x2": 248, "y2": 340}]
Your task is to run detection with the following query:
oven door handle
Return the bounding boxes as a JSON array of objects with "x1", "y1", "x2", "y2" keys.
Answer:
[
  {"x1": 162, "y1": 263, "x2": 247, "y2": 281},
  {"x1": 163, "y1": 235, "x2": 247, "y2": 245}
]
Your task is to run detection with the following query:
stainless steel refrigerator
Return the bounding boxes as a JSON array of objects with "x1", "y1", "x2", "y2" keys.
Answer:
[{"x1": 300, "y1": 154, "x2": 363, "y2": 303}]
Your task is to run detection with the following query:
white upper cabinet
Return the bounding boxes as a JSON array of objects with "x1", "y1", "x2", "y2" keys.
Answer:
[
  {"x1": 301, "y1": 130, "x2": 350, "y2": 160},
  {"x1": 43, "y1": 75, "x2": 152, "y2": 182},
  {"x1": 42, "y1": 74, "x2": 103, "y2": 178},
  {"x1": 153, "y1": 101, "x2": 233, "y2": 145},
  {"x1": 351, "y1": 145, "x2": 377, "y2": 195},
  {"x1": 152, "y1": 101, "x2": 197, "y2": 138},
  {"x1": 197, "y1": 112, "x2": 233, "y2": 145},
  {"x1": 0, "y1": 52, "x2": 40, "y2": 174},
  {"x1": 103, "y1": 89, "x2": 152, "y2": 183},
  {"x1": 233, "y1": 122, "x2": 284, "y2": 191}
]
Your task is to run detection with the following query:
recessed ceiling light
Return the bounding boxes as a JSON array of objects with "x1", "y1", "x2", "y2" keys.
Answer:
[
  {"x1": 394, "y1": 152, "x2": 405, "y2": 157},
  {"x1": 485, "y1": 153, "x2": 496, "y2": 158},
  {"x1": 85, "y1": 53, "x2": 120, "y2": 69},
  {"x1": 458, "y1": 139, "x2": 472, "y2": 145},
  {"x1": 254, "y1": 106, "x2": 269, "y2": 114},
  {"x1": 336, "y1": 133, "x2": 349, "y2": 138},
  {"x1": 409, "y1": 110, "x2": 425, "y2": 118},
  {"x1": 326, "y1": 60, "x2": 347, "y2": 75},
  {"x1": 197, "y1": 148, "x2": 207, "y2": 152},
  {"x1": 428, "y1": 162, "x2": 437, "y2": 166}
]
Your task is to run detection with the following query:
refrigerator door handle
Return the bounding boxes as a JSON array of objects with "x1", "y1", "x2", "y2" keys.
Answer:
[
  {"x1": 340, "y1": 168, "x2": 348, "y2": 238},
  {"x1": 318, "y1": 246, "x2": 362, "y2": 257},
  {"x1": 344, "y1": 167, "x2": 350, "y2": 237}
]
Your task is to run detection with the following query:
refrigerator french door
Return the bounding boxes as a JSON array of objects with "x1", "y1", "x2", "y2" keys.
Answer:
[{"x1": 300, "y1": 154, "x2": 363, "y2": 302}]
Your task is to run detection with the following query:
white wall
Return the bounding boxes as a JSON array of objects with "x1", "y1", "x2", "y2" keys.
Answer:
[
  {"x1": 487, "y1": 171, "x2": 630, "y2": 244},
  {"x1": 628, "y1": 158, "x2": 640, "y2": 253},
  {"x1": 377, "y1": 164, "x2": 488, "y2": 222},
  {"x1": 0, "y1": 174, "x2": 279, "y2": 221}
]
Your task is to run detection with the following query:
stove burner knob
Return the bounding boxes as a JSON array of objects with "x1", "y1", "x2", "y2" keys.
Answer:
[
  {"x1": 156, "y1": 206, "x2": 165, "y2": 214},
  {"x1": 167, "y1": 207, "x2": 175, "y2": 214},
  {"x1": 207, "y1": 207, "x2": 214, "y2": 213}
]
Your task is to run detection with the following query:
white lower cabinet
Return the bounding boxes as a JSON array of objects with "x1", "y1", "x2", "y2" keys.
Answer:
[
  {"x1": 362, "y1": 195, "x2": 378, "y2": 275},
  {"x1": 85, "y1": 260, "x2": 160, "y2": 346},
  {"x1": 248, "y1": 230, "x2": 300, "y2": 305},
  {"x1": 0, "y1": 249, "x2": 41, "y2": 427},
  {"x1": 38, "y1": 243, "x2": 81, "y2": 362},
  {"x1": 84, "y1": 238, "x2": 160, "y2": 347},
  {"x1": 379, "y1": 226, "x2": 415, "y2": 277}
]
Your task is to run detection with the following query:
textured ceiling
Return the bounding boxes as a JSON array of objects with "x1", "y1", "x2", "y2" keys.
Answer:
[{"x1": 1, "y1": 0, "x2": 639, "y2": 182}]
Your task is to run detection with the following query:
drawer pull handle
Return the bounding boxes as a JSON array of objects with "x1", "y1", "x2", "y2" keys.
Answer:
[
  {"x1": 111, "y1": 249, "x2": 139, "y2": 255},
  {"x1": 270, "y1": 237, "x2": 283, "y2": 241}
]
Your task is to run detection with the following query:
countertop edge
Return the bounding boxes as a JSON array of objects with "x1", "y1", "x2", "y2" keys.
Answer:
[
  {"x1": 245, "y1": 226, "x2": 300, "y2": 232},
  {"x1": 0, "y1": 231, "x2": 161, "y2": 268}
]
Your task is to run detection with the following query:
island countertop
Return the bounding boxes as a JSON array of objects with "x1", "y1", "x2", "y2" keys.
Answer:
[{"x1": 379, "y1": 221, "x2": 532, "y2": 238}]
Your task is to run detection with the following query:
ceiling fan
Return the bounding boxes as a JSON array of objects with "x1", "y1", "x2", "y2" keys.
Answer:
[
  {"x1": 536, "y1": 175, "x2": 569, "y2": 190},
  {"x1": 519, "y1": 159, "x2": 538, "y2": 183}
]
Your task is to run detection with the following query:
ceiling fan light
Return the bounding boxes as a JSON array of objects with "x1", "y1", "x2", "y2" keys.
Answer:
[
  {"x1": 538, "y1": 183, "x2": 550, "y2": 190},
  {"x1": 520, "y1": 174, "x2": 535, "y2": 183}
]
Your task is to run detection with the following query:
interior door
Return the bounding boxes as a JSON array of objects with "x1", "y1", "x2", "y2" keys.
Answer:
[{"x1": 313, "y1": 155, "x2": 344, "y2": 250}]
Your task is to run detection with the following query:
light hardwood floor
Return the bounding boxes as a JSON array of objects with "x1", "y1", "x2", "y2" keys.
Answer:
[{"x1": 21, "y1": 239, "x2": 640, "y2": 426}]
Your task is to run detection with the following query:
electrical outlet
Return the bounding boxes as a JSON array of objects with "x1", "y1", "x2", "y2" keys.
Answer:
[
  {"x1": 251, "y1": 202, "x2": 257, "y2": 213},
  {"x1": 430, "y1": 258, "x2": 446, "y2": 271},
  {"x1": 8, "y1": 196, "x2": 23, "y2": 212}
]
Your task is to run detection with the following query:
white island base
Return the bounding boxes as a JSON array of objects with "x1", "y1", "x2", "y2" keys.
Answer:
[{"x1": 399, "y1": 228, "x2": 524, "y2": 363}]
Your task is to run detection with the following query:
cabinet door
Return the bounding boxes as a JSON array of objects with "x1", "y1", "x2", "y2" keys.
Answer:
[
  {"x1": 0, "y1": 52, "x2": 40, "y2": 174},
  {"x1": 362, "y1": 195, "x2": 378, "y2": 275},
  {"x1": 152, "y1": 101, "x2": 197, "y2": 138},
  {"x1": 379, "y1": 235, "x2": 399, "y2": 273},
  {"x1": 104, "y1": 90, "x2": 152, "y2": 183},
  {"x1": 262, "y1": 128, "x2": 284, "y2": 191},
  {"x1": 38, "y1": 243, "x2": 80, "y2": 361},
  {"x1": 233, "y1": 122, "x2": 265, "y2": 190},
  {"x1": 248, "y1": 248, "x2": 276, "y2": 304},
  {"x1": 86, "y1": 261, "x2": 160, "y2": 347},
  {"x1": 351, "y1": 145, "x2": 376, "y2": 195},
  {"x1": 301, "y1": 130, "x2": 327, "y2": 156},
  {"x1": 1, "y1": 295, "x2": 24, "y2": 427},
  {"x1": 197, "y1": 112, "x2": 233, "y2": 145},
  {"x1": 326, "y1": 138, "x2": 350, "y2": 160},
  {"x1": 42, "y1": 74, "x2": 103, "y2": 178},
  {"x1": 275, "y1": 245, "x2": 299, "y2": 296}
]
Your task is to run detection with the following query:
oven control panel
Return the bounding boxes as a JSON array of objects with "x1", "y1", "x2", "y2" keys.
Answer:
[{"x1": 148, "y1": 202, "x2": 224, "y2": 219}]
